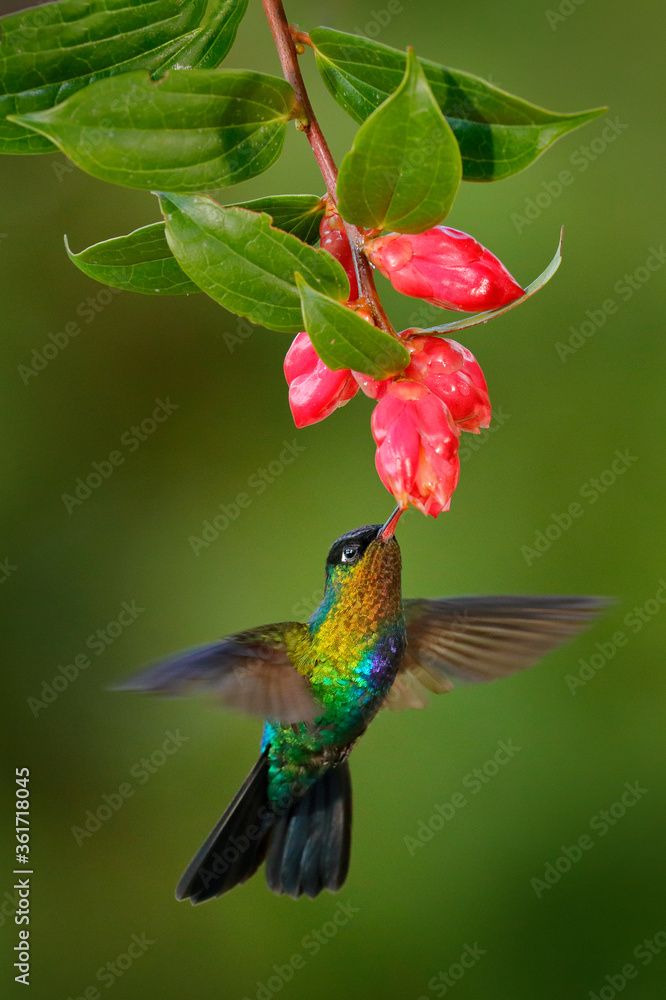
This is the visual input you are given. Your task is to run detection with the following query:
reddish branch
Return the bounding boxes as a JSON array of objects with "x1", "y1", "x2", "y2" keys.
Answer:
[
  {"x1": 261, "y1": 0, "x2": 337, "y2": 196},
  {"x1": 261, "y1": 0, "x2": 396, "y2": 335}
]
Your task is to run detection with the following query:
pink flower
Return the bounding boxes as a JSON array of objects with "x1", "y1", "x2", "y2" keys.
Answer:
[
  {"x1": 350, "y1": 369, "x2": 388, "y2": 400},
  {"x1": 319, "y1": 205, "x2": 359, "y2": 301},
  {"x1": 404, "y1": 335, "x2": 491, "y2": 432},
  {"x1": 354, "y1": 332, "x2": 491, "y2": 433},
  {"x1": 284, "y1": 332, "x2": 358, "y2": 428},
  {"x1": 364, "y1": 227, "x2": 524, "y2": 312},
  {"x1": 371, "y1": 380, "x2": 460, "y2": 517}
]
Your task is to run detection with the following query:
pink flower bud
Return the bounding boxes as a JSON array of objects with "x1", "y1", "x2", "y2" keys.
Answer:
[
  {"x1": 284, "y1": 332, "x2": 358, "y2": 428},
  {"x1": 371, "y1": 380, "x2": 460, "y2": 517},
  {"x1": 351, "y1": 370, "x2": 388, "y2": 400},
  {"x1": 365, "y1": 227, "x2": 524, "y2": 312},
  {"x1": 352, "y1": 328, "x2": 463, "y2": 400},
  {"x1": 319, "y1": 206, "x2": 359, "y2": 301},
  {"x1": 403, "y1": 335, "x2": 491, "y2": 432},
  {"x1": 402, "y1": 330, "x2": 465, "y2": 380},
  {"x1": 444, "y1": 338, "x2": 488, "y2": 393},
  {"x1": 355, "y1": 334, "x2": 491, "y2": 432}
]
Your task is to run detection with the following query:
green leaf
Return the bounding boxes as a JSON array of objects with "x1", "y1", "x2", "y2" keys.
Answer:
[
  {"x1": 168, "y1": 0, "x2": 250, "y2": 70},
  {"x1": 65, "y1": 224, "x2": 200, "y2": 296},
  {"x1": 296, "y1": 275, "x2": 410, "y2": 379},
  {"x1": 9, "y1": 69, "x2": 295, "y2": 191},
  {"x1": 233, "y1": 195, "x2": 325, "y2": 245},
  {"x1": 0, "y1": 0, "x2": 249, "y2": 154},
  {"x1": 160, "y1": 193, "x2": 349, "y2": 333},
  {"x1": 422, "y1": 228, "x2": 563, "y2": 335},
  {"x1": 311, "y1": 28, "x2": 605, "y2": 182},
  {"x1": 337, "y1": 49, "x2": 461, "y2": 234},
  {"x1": 66, "y1": 195, "x2": 325, "y2": 296}
]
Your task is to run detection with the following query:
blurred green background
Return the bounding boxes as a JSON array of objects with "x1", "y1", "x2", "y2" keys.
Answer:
[{"x1": 2, "y1": 0, "x2": 665, "y2": 997}]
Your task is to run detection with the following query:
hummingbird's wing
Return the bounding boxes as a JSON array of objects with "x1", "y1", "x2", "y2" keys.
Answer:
[
  {"x1": 114, "y1": 622, "x2": 321, "y2": 723},
  {"x1": 385, "y1": 595, "x2": 609, "y2": 710}
]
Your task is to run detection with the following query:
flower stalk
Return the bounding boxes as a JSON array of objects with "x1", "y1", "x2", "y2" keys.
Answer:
[{"x1": 261, "y1": 0, "x2": 395, "y2": 334}]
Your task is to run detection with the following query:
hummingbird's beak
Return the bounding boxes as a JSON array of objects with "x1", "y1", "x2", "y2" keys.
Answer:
[{"x1": 379, "y1": 505, "x2": 404, "y2": 542}]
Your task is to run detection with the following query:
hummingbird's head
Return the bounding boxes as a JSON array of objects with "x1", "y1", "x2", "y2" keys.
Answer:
[{"x1": 321, "y1": 508, "x2": 404, "y2": 621}]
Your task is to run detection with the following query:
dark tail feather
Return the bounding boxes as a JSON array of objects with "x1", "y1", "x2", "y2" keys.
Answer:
[
  {"x1": 176, "y1": 754, "x2": 353, "y2": 903},
  {"x1": 265, "y1": 761, "x2": 353, "y2": 899},
  {"x1": 176, "y1": 750, "x2": 273, "y2": 904}
]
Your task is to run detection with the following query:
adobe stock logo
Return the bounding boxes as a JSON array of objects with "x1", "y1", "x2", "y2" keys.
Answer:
[
  {"x1": 60, "y1": 398, "x2": 179, "y2": 513},
  {"x1": 586, "y1": 926, "x2": 666, "y2": 1000},
  {"x1": 353, "y1": 1, "x2": 411, "y2": 39},
  {"x1": 404, "y1": 739, "x2": 521, "y2": 855},
  {"x1": 530, "y1": 781, "x2": 648, "y2": 899},
  {"x1": 555, "y1": 246, "x2": 666, "y2": 363},
  {"x1": 565, "y1": 579, "x2": 666, "y2": 695},
  {"x1": 521, "y1": 449, "x2": 638, "y2": 566}
]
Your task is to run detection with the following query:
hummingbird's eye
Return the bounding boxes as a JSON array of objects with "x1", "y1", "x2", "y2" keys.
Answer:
[{"x1": 341, "y1": 545, "x2": 360, "y2": 564}]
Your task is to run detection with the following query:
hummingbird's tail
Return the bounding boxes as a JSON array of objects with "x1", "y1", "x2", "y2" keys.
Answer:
[
  {"x1": 175, "y1": 752, "x2": 352, "y2": 903},
  {"x1": 175, "y1": 750, "x2": 273, "y2": 904},
  {"x1": 265, "y1": 759, "x2": 352, "y2": 899}
]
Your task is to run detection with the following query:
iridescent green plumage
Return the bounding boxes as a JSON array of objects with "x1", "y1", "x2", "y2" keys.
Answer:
[
  {"x1": 118, "y1": 512, "x2": 606, "y2": 901},
  {"x1": 262, "y1": 525, "x2": 405, "y2": 806}
]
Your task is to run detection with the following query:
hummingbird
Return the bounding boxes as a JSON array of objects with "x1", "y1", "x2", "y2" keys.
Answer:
[{"x1": 118, "y1": 508, "x2": 605, "y2": 902}]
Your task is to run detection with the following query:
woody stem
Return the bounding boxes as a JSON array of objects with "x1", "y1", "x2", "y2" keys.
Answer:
[{"x1": 261, "y1": 0, "x2": 396, "y2": 335}]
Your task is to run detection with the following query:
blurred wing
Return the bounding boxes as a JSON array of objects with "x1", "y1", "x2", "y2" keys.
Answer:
[
  {"x1": 385, "y1": 595, "x2": 609, "y2": 710},
  {"x1": 114, "y1": 623, "x2": 320, "y2": 724}
]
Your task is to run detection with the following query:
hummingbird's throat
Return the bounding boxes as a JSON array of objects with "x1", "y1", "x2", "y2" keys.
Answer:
[{"x1": 330, "y1": 539, "x2": 403, "y2": 636}]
